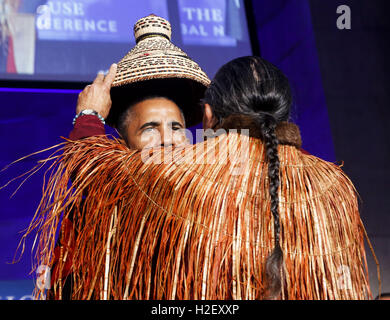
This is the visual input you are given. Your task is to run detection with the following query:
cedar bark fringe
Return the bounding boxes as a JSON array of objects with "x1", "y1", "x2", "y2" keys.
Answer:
[{"x1": 18, "y1": 133, "x2": 372, "y2": 300}]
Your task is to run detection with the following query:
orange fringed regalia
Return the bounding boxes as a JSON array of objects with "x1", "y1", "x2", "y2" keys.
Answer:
[{"x1": 22, "y1": 116, "x2": 373, "y2": 300}]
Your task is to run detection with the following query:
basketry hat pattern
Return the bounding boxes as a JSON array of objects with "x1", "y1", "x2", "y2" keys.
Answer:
[{"x1": 108, "y1": 14, "x2": 210, "y2": 127}]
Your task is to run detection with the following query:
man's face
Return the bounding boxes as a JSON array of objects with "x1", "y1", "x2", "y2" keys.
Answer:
[{"x1": 125, "y1": 97, "x2": 188, "y2": 150}]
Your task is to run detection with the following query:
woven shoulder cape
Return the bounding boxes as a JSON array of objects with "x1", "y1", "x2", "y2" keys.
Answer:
[{"x1": 23, "y1": 123, "x2": 372, "y2": 300}]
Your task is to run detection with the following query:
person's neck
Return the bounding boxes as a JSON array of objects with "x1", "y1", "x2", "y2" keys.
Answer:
[{"x1": 215, "y1": 114, "x2": 302, "y2": 148}]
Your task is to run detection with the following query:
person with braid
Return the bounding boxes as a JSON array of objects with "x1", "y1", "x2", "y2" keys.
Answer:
[
  {"x1": 201, "y1": 57, "x2": 294, "y2": 299},
  {"x1": 200, "y1": 56, "x2": 372, "y2": 299},
  {"x1": 27, "y1": 56, "x2": 373, "y2": 299}
]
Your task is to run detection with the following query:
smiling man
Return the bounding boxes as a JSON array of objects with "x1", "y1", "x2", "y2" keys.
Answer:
[
  {"x1": 70, "y1": 64, "x2": 189, "y2": 150},
  {"x1": 44, "y1": 15, "x2": 209, "y2": 300},
  {"x1": 117, "y1": 96, "x2": 187, "y2": 150}
]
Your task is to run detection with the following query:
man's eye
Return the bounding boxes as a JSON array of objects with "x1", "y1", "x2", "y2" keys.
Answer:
[
  {"x1": 142, "y1": 127, "x2": 155, "y2": 133},
  {"x1": 172, "y1": 126, "x2": 182, "y2": 131}
]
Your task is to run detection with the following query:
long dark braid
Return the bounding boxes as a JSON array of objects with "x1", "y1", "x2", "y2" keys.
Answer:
[
  {"x1": 203, "y1": 56, "x2": 291, "y2": 299},
  {"x1": 259, "y1": 114, "x2": 283, "y2": 299}
]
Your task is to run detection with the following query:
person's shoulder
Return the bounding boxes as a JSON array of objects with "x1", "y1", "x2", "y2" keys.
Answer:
[
  {"x1": 299, "y1": 151, "x2": 346, "y2": 174},
  {"x1": 297, "y1": 150, "x2": 358, "y2": 196}
]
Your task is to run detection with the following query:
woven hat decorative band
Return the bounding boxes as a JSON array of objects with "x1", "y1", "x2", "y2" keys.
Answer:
[{"x1": 108, "y1": 14, "x2": 210, "y2": 128}]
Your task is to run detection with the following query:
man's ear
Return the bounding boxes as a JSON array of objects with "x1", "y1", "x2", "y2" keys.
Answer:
[{"x1": 203, "y1": 103, "x2": 217, "y2": 129}]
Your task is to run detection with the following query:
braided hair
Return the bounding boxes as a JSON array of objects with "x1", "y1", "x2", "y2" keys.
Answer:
[{"x1": 203, "y1": 56, "x2": 292, "y2": 299}]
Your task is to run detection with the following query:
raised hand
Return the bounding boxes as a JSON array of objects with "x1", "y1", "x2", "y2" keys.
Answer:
[{"x1": 76, "y1": 63, "x2": 118, "y2": 119}]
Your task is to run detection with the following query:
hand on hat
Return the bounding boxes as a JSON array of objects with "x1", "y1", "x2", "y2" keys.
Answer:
[{"x1": 76, "y1": 63, "x2": 117, "y2": 119}]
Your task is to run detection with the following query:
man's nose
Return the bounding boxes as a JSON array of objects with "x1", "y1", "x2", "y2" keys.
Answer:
[{"x1": 160, "y1": 127, "x2": 174, "y2": 147}]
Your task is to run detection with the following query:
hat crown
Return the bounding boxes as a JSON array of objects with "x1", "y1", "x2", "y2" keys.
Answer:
[
  {"x1": 133, "y1": 14, "x2": 172, "y2": 43},
  {"x1": 109, "y1": 14, "x2": 210, "y2": 128}
]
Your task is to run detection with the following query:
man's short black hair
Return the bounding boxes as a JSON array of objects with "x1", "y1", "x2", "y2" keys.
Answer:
[{"x1": 107, "y1": 78, "x2": 204, "y2": 128}]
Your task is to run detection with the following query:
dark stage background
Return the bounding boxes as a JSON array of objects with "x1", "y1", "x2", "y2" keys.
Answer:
[
  {"x1": 0, "y1": 0, "x2": 388, "y2": 299},
  {"x1": 308, "y1": 0, "x2": 390, "y2": 297}
]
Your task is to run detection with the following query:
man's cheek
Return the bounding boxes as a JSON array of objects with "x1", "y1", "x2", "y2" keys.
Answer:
[
  {"x1": 173, "y1": 131, "x2": 189, "y2": 145},
  {"x1": 140, "y1": 132, "x2": 161, "y2": 148}
]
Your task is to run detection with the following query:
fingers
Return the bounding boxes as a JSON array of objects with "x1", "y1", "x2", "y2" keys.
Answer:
[
  {"x1": 85, "y1": 63, "x2": 116, "y2": 93},
  {"x1": 79, "y1": 84, "x2": 90, "y2": 95},
  {"x1": 103, "y1": 63, "x2": 117, "y2": 87},
  {"x1": 93, "y1": 72, "x2": 105, "y2": 84}
]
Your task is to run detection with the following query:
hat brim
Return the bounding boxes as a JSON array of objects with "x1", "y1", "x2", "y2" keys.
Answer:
[{"x1": 108, "y1": 77, "x2": 206, "y2": 128}]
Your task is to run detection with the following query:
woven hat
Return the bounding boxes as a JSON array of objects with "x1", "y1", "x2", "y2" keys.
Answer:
[{"x1": 108, "y1": 14, "x2": 210, "y2": 127}]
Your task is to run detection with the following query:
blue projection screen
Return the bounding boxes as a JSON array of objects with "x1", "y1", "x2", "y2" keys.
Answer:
[{"x1": 0, "y1": 0, "x2": 254, "y2": 84}]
